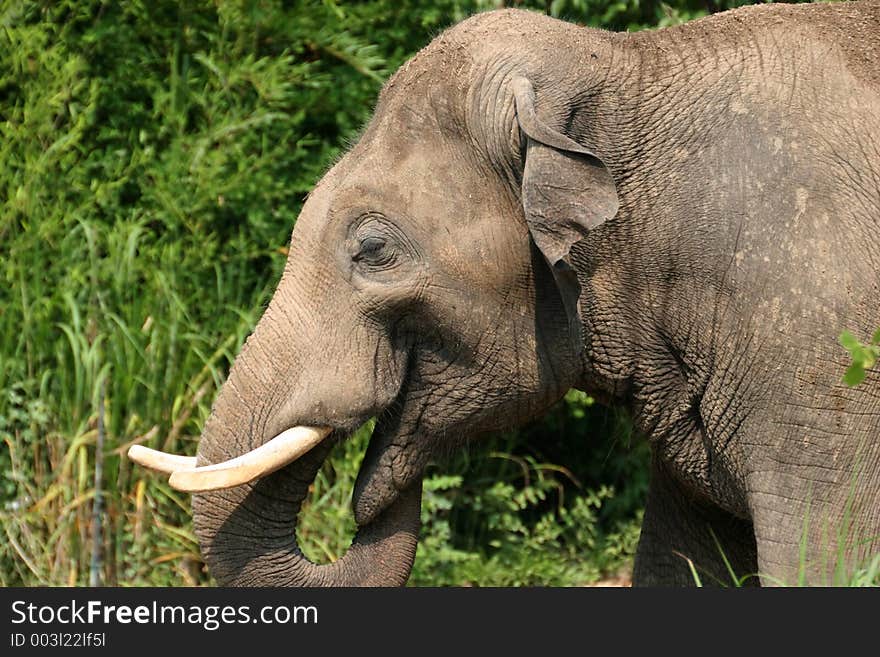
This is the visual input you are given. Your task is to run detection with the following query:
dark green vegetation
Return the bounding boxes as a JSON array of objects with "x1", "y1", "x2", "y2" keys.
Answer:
[
  {"x1": 2, "y1": 0, "x2": 850, "y2": 587},
  {"x1": 840, "y1": 329, "x2": 880, "y2": 387}
]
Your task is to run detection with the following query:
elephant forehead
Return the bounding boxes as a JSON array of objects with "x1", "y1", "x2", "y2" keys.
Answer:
[{"x1": 336, "y1": 141, "x2": 501, "y2": 224}]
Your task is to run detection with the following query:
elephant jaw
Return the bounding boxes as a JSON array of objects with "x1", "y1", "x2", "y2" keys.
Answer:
[{"x1": 127, "y1": 425, "x2": 332, "y2": 491}]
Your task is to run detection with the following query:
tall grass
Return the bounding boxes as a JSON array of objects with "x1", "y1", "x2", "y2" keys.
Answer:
[{"x1": 1, "y1": 213, "x2": 263, "y2": 585}]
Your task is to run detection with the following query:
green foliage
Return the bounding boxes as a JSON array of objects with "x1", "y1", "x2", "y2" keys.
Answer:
[
  {"x1": 413, "y1": 475, "x2": 634, "y2": 586},
  {"x1": 847, "y1": 553, "x2": 880, "y2": 587},
  {"x1": 839, "y1": 329, "x2": 880, "y2": 387}
]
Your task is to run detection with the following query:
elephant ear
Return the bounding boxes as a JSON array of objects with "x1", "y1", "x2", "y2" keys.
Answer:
[{"x1": 512, "y1": 77, "x2": 619, "y2": 347}]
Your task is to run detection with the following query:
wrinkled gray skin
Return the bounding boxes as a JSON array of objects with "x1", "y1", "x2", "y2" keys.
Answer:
[{"x1": 193, "y1": 2, "x2": 880, "y2": 586}]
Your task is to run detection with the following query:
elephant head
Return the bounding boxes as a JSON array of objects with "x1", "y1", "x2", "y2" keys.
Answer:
[{"x1": 130, "y1": 9, "x2": 619, "y2": 586}]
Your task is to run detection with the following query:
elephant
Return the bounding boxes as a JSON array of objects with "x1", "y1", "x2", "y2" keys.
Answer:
[{"x1": 129, "y1": 1, "x2": 880, "y2": 586}]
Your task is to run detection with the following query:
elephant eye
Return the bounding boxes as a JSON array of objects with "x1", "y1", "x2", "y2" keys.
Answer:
[{"x1": 354, "y1": 235, "x2": 394, "y2": 266}]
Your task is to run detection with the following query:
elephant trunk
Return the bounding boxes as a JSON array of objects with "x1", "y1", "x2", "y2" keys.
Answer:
[
  {"x1": 183, "y1": 334, "x2": 420, "y2": 586},
  {"x1": 191, "y1": 425, "x2": 422, "y2": 586}
]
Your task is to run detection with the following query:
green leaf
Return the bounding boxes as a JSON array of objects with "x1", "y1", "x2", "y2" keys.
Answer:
[
  {"x1": 839, "y1": 330, "x2": 861, "y2": 353},
  {"x1": 872, "y1": 328, "x2": 880, "y2": 345},
  {"x1": 864, "y1": 347, "x2": 878, "y2": 370},
  {"x1": 843, "y1": 363, "x2": 866, "y2": 387}
]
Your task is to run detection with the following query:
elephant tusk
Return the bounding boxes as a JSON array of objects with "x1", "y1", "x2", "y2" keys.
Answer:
[
  {"x1": 167, "y1": 426, "x2": 332, "y2": 493},
  {"x1": 128, "y1": 445, "x2": 197, "y2": 473}
]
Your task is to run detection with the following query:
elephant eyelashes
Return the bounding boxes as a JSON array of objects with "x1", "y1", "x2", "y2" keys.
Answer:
[
  {"x1": 354, "y1": 236, "x2": 392, "y2": 265},
  {"x1": 348, "y1": 213, "x2": 421, "y2": 276}
]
